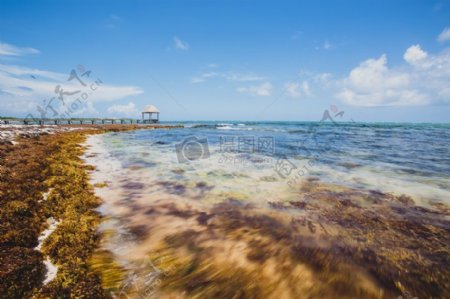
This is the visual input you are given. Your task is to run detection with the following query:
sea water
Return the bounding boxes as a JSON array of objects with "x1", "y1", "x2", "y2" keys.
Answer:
[{"x1": 84, "y1": 121, "x2": 450, "y2": 298}]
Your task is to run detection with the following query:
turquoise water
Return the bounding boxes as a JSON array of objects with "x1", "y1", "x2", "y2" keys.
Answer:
[
  {"x1": 84, "y1": 121, "x2": 450, "y2": 298},
  {"x1": 99, "y1": 121, "x2": 450, "y2": 205}
]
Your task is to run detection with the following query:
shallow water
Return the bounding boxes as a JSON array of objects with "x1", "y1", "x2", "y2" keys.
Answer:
[{"x1": 84, "y1": 121, "x2": 450, "y2": 298}]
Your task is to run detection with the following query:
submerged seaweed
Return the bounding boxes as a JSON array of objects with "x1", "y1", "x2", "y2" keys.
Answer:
[{"x1": 108, "y1": 179, "x2": 450, "y2": 299}]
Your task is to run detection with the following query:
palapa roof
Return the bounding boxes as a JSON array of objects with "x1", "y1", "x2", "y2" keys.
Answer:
[{"x1": 142, "y1": 105, "x2": 160, "y2": 113}]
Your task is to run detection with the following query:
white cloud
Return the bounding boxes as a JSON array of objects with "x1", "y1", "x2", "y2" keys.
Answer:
[
  {"x1": 191, "y1": 72, "x2": 218, "y2": 83},
  {"x1": 0, "y1": 41, "x2": 39, "y2": 56},
  {"x1": 174, "y1": 36, "x2": 189, "y2": 50},
  {"x1": 285, "y1": 82, "x2": 300, "y2": 97},
  {"x1": 223, "y1": 73, "x2": 265, "y2": 82},
  {"x1": 94, "y1": 85, "x2": 143, "y2": 101},
  {"x1": 0, "y1": 64, "x2": 66, "y2": 81},
  {"x1": 437, "y1": 27, "x2": 450, "y2": 42},
  {"x1": 0, "y1": 63, "x2": 143, "y2": 115},
  {"x1": 191, "y1": 71, "x2": 264, "y2": 84},
  {"x1": 284, "y1": 81, "x2": 312, "y2": 98},
  {"x1": 336, "y1": 45, "x2": 450, "y2": 107},
  {"x1": 76, "y1": 101, "x2": 98, "y2": 115},
  {"x1": 302, "y1": 81, "x2": 311, "y2": 96},
  {"x1": 315, "y1": 73, "x2": 333, "y2": 84},
  {"x1": 0, "y1": 64, "x2": 143, "y2": 102},
  {"x1": 237, "y1": 82, "x2": 272, "y2": 96},
  {"x1": 201, "y1": 72, "x2": 218, "y2": 78},
  {"x1": 107, "y1": 102, "x2": 137, "y2": 116},
  {"x1": 404, "y1": 44, "x2": 428, "y2": 64}
]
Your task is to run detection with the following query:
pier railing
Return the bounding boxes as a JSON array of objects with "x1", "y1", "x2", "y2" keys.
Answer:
[{"x1": 0, "y1": 118, "x2": 159, "y2": 125}]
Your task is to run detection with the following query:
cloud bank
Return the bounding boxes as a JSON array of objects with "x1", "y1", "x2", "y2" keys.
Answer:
[
  {"x1": 284, "y1": 81, "x2": 312, "y2": 98},
  {"x1": 336, "y1": 44, "x2": 450, "y2": 107},
  {"x1": 0, "y1": 42, "x2": 40, "y2": 57},
  {"x1": 0, "y1": 42, "x2": 143, "y2": 116},
  {"x1": 437, "y1": 27, "x2": 450, "y2": 43},
  {"x1": 237, "y1": 82, "x2": 273, "y2": 96},
  {"x1": 107, "y1": 102, "x2": 138, "y2": 116}
]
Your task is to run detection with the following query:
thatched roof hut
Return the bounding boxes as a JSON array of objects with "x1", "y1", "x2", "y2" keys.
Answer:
[{"x1": 142, "y1": 105, "x2": 160, "y2": 123}]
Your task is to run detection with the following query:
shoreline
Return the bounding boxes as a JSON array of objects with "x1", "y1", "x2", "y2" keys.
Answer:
[{"x1": 0, "y1": 124, "x2": 182, "y2": 298}]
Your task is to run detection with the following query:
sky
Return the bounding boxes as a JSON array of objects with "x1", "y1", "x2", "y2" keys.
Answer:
[{"x1": 0, "y1": 0, "x2": 450, "y2": 122}]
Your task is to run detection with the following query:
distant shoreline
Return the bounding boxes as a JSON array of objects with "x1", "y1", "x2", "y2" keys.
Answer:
[{"x1": 2, "y1": 118, "x2": 450, "y2": 125}]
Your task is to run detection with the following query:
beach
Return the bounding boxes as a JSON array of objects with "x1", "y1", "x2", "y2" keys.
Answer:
[
  {"x1": 2, "y1": 1, "x2": 450, "y2": 298},
  {"x1": 0, "y1": 124, "x2": 180, "y2": 298},
  {"x1": 1, "y1": 122, "x2": 449, "y2": 298}
]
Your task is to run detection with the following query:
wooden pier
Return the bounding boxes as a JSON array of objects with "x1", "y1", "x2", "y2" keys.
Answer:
[{"x1": 0, "y1": 118, "x2": 160, "y2": 125}]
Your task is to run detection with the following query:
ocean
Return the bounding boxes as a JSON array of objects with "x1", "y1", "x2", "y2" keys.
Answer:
[{"x1": 84, "y1": 121, "x2": 450, "y2": 298}]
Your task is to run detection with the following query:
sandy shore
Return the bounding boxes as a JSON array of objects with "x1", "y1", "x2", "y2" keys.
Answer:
[
  {"x1": 0, "y1": 124, "x2": 82, "y2": 145},
  {"x1": 0, "y1": 123, "x2": 183, "y2": 143},
  {"x1": 0, "y1": 124, "x2": 182, "y2": 298}
]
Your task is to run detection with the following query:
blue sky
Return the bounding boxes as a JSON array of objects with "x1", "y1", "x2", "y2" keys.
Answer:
[{"x1": 1, "y1": 0, "x2": 450, "y2": 122}]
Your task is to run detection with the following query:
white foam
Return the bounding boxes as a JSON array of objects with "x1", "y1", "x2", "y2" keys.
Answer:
[
  {"x1": 35, "y1": 217, "x2": 60, "y2": 285},
  {"x1": 42, "y1": 258, "x2": 58, "y2": 284},
  {"x1": 35, "y1": 217, "x2": 59, "y2": 251}
]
